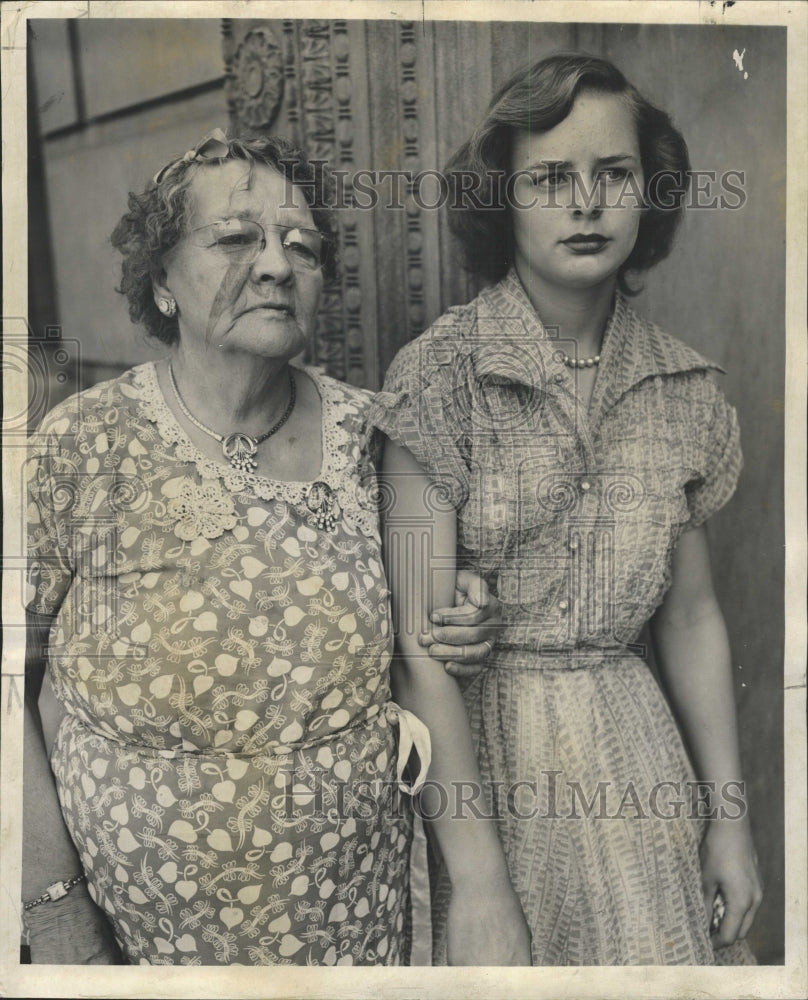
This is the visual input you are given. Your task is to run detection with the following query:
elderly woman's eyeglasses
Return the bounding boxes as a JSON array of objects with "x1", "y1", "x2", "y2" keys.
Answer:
[{"x1": 190, "y1": 219, "x2": 328, "y2": 271}]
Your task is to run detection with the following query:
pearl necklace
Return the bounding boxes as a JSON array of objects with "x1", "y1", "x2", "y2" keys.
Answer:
[
  {"x1": 561, "y1": 353, "x2": 601, "y2": 369},
  {"x1": 168, "y1": 363, "x2": 296, "y2": 473}
]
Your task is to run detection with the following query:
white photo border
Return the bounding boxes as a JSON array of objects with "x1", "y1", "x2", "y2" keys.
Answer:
[{"x1": 1, "y1": 2, "x2": 805, "y2": 997}]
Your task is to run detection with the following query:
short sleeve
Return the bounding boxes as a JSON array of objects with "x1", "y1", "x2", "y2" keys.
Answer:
[
  {"x1": 368, "y1": 333, "x2": 472, "y2": 509},
  {"x1": 685, "y1": 381, "x2": 743, "y2": 528},
  {"x1": 26, "y1": 429, "x2": 74, "y2": 616}
]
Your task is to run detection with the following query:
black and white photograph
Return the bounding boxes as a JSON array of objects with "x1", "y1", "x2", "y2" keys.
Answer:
[{"x1": 1, "y1": 1, "x2": 805, "y2": 997}]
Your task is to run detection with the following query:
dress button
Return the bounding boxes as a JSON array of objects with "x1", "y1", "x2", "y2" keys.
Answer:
[
  {"x1": 558, "y1": 599, "x2": 569, "y2": 612},
  {"x1": 568, "y1": 537, "x2": 579, "y2": 551},
  {"x1": 580, "y1": 480, "x2": 591, "y2": 492}
]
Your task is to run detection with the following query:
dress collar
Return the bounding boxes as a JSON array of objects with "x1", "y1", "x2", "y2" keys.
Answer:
[{"x1": 468, "y1": 268, "x2": 724, "y2": 414}]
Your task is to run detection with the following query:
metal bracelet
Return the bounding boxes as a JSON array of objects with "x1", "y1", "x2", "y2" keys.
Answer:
[{"x1": 23, "y1": 873, "x2": 85, "y2": 910}]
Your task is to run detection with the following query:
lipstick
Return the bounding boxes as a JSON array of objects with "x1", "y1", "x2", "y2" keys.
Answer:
[{"x1": 561, "y1": 234, "x2": 611, "y2": 254}]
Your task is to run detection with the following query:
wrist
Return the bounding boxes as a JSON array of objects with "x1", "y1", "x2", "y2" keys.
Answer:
[
  {"x1": 24, "y1": 887, "x2": 123, "y2": 965},
  {"x1": 23, "y1": 872, "x2": 86, "y2": 912},
  {"x1": 444, "y1": 837, "x2": 512, "y2": 890},
  {"x1": 706, "y1": 812, "x2": 754, "y2": 836},
  {"x1": 23, "y1": 881, "x2": 95, "y2": 927},
  {"x1": 23, "y1": 879, "x2": 95, "y2": 919},
  {"x1": 452, "y1": 869, "x2": 516, "y2": 894},
  {"x1": 689, "y1": 777, "x2": 748, "y2": 820}
]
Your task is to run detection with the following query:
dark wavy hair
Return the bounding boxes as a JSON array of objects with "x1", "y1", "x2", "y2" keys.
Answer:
[
  {"x1": 110, "y1": 131, "x2": 340, "y2": 346},
  {"x1": 445, "y1": 53, "x2": 691, "y2": 294}
]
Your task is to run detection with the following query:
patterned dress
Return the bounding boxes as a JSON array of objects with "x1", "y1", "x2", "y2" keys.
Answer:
[
  {"x1": 26, "y1": 362, "x2": 428, "y2": 966},
  {"x1": 370, "y1": 269, "x2": 755, "y2": 965}
]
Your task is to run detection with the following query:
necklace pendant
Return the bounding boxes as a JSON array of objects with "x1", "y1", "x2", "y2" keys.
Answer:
[
  {"x1": 306, "y1": 480, "x2": 339, "y2": 532},
  {"x1": 223, "y1": 432, "x2": 259, "y2": 473},
  {"x1": 168, "y1": 364, "x2": 297, "y2": 473}
]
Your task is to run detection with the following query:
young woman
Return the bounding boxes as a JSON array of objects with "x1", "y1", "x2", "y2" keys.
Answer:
[{"x1": 372, "y1": 54, "x2": 762, "y2": 965}]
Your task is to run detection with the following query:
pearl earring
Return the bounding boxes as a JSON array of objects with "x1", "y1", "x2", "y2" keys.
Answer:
[{"x1": 158, "y1": 297, "x2": 177, "y2": 317}]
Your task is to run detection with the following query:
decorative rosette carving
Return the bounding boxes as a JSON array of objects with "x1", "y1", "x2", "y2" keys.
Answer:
[{"x1": 227, "y1": 27, "x2": 284, "y2": 132}]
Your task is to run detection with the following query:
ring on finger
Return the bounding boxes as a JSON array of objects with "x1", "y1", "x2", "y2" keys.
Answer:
[{"x1": 481, "y1": 639, "x2": 494, "y2": 658}]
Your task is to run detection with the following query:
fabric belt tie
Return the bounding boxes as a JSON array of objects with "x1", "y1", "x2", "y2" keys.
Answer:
[
  {"x1": 63, "y1": 699, "x2": 432, "y2": 784},
  {"x1": 383, "y1": 702, "x2": 432, "y2": 795}
]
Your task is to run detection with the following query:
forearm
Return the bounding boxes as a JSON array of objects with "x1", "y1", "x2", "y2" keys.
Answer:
[
  {"x1": 22, "y1": 738, "x2": 122, "y2": 967},
  {"x1": 24, "y1": 620, "x2": 122, "y2": 963},
  {"x1": 651, "y1": 528, "x2": 762, "y2": 942},
  {"x1": 382, "y1": 442, "x2": 511, "y2": 885},
  {"x1": 23, "y1": 695, "x2": 85, "y2": 900},
  {"x1": 391, "y1": 657, "x2": 510, "y2": 884},
  {"x1": 650, "y1": 530, "x2": 747, "y2": 815},
  {"x1": 381, "y1": 437, "x2": 530, "y2": 964},
  {"x1": 23, "y1": 612, "x2": 84, "y2": 898},
  {"x1": 652, "y1": 605, "x2": 746, "y2": 804},
  {"x1": 392, "y1": 648, "x2": 530, "y2": 964}
]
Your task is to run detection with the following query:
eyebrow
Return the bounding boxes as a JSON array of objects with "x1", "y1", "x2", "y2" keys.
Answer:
[
  {"x1": 228, "y1": 208, "x2": 258, "y2": 221},
  {"x1": 523, "y1": 154, "x2": 638, "y2": 171},
  {"x1": 215, "y1": 208, "x2": 313, "y2": 226}
]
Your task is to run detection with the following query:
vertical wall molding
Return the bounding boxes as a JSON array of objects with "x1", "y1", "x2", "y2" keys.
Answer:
[{"x1": 399, "y1": 22, "x2": 426, "y2": 343}]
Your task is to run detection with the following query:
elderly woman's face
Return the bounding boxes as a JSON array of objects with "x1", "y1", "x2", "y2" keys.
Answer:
[{"x1": 158, "y1": 161, "x2": 324, "y2": 359}]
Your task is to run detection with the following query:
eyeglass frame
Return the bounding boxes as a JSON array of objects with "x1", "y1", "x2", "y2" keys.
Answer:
[{"x1": 188, "y1": 218, "x2": 331, "y2": 272}]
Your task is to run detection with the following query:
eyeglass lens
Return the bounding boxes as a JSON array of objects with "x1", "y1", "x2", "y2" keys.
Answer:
[{"x1": 192, "y1": 220, "x2": 325, "y2": 270}]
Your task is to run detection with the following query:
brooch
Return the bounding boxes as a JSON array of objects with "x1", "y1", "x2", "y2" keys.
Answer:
[{"x1": 305, "y1": 481, "x2": 339, "y2": 532}]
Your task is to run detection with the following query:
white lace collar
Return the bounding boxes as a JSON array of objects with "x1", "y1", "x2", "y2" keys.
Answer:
[{"x1": 133, "y1": 361, "x2": 380, "y2": 541}]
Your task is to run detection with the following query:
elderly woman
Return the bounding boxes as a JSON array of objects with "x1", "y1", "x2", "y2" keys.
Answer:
[{"x1": 23, "y1": 130, "x2": 508, "y2": 966}]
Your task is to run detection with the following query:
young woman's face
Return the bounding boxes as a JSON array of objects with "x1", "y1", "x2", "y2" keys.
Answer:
[
  {"x1": 157, "y1": 160, "x2": 324, "y2": 360},
  {"x1": 509, "y1": 91, "x2": 644, "y2": 297}
]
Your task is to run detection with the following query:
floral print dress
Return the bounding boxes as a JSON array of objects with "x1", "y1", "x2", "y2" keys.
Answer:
[
  {"x1": 370, "y1": 269, "x2": 754, "y2": 966},
  {"x1": 26, "y1": 363, "x2": 427, "y2": 966}
]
